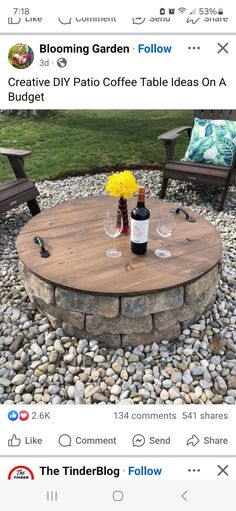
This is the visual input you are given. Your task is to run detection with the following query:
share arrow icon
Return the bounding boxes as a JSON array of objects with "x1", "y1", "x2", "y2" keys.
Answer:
[{"x1": 186, "y1": 434, "x2": 200, "y2": 447}]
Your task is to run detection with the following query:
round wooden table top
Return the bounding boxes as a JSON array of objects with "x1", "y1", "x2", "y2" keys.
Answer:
[{"x1": 16, "y1": 197, "x2": 222, "y2": 296}]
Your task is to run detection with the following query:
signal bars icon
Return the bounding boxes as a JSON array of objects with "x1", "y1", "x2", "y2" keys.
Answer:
[{"x1": 178, "y1": 7, "x2": 187, "y2": 14}]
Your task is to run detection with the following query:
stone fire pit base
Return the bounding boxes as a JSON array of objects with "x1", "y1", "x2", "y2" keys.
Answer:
[{"x1": 19, "y1": 261, "x2": 219, "y2": 348}]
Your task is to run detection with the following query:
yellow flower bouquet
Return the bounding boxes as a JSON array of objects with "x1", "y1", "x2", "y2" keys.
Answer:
[{"x1": 105, "y1": 171, "x2": 139, "y2": 234}]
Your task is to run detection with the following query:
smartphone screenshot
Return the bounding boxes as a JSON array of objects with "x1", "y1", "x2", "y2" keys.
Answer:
[{"x1": 0, "y1": 1, "x2": 235, "y2": 509}]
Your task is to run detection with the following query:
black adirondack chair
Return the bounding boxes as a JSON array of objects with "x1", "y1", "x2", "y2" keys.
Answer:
[
  {"x1": 0, "y1": 147, "x2": 40, "y2": 216},
  {"x1": 158, "y1": 110, "x2": 236, "y2": 211}
]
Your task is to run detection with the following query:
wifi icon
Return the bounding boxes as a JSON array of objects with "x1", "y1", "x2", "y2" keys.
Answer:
[{"x1": 178, "y1": 7, "x2": 187, "y2": 13}]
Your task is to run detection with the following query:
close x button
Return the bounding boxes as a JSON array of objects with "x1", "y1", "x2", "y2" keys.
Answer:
[
  {"x1": 217, "y1": 42, "x2": 229, "y2": 53},
  {"x1": 217, "y1": 465, "x2": 229, "y2": 476}
]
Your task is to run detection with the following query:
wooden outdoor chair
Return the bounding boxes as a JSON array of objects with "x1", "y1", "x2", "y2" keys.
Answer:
[
  {"x1": 158, "y1": 110, "x2": 236, "y2": 211},
  {"x1": 0, "y1": 147, "x2": 40, "y2": 216}
]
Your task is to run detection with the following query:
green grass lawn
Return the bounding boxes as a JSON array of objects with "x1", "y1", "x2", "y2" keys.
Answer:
[{"x1": 0, "y1": 110, "x2": 192, "y2": 182}]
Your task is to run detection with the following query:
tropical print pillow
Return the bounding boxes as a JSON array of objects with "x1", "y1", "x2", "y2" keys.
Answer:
[{"x1": 182, "y1": 117, "x2": 236, "y2": 166}]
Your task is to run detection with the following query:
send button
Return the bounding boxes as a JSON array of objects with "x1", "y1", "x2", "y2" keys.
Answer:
[{"x1": 149, "y1": 436, "x2": 171, "y2": 444}]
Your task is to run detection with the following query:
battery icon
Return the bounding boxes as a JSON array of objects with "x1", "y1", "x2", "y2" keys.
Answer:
[{"x1": 218, "y1": 8, "x2": 224, "y2": 15}]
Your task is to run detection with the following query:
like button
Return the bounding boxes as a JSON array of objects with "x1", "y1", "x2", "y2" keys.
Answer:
[{"x1": 8, "y1": 434, "x2": 21, "y2": 447}]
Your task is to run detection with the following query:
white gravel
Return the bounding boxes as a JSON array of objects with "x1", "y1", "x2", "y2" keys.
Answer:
[{"x1": 0, "y1": 170, "x2": 235, "y2": 405}]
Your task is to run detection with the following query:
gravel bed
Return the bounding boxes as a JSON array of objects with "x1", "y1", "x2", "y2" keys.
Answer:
[{"x1": 0, "y1": 170, "x2": 235, "y2": 405}]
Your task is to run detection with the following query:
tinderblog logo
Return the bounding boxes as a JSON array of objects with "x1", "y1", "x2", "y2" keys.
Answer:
[{"x1": 8, "y1": 466, "x2": 34, "y2": 480}]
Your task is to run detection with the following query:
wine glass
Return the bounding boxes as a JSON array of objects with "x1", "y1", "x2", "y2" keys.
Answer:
[
  {"x1": 154, "y1": 211, "x2": 176, "y2": 258},
  {"x1": 104, "y1": 209, "x2": 123, "y2": 258}
]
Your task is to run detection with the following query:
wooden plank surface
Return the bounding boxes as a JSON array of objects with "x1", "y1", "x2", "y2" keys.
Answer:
[
  {"x1": 16, "y1": 197, "x2": 222, "y2": 295},
  {"x1": 0, "y1": 147, "x2": 31, "y2": 157},
  {"x1": 0, "y1": 178, "x2": 38, "y2": 214},
  {"x1": 0, "y1": 178, "x2": 34, "y2": 197}
]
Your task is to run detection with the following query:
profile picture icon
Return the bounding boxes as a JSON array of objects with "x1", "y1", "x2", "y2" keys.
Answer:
[{"x1": 8, "y1": 43, "x2": 34, "y2": 69}]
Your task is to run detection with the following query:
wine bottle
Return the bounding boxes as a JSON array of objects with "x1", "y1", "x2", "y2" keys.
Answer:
[{"x1": 131, "y1": 186, "x2": 150, "y2": 255}]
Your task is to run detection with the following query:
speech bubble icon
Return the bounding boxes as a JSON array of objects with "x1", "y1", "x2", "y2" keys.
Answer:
[
  {"x1": 58, "y1": 434, "x2": 72, "y2": 447},
  {"x1": 132, "y1": 434, "x2": 145, "y2": 447}
]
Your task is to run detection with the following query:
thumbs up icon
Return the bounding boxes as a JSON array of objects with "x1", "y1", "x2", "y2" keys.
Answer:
[
  {"x1": 8, "y1": 410, "x2": 18, "y2": 421},
  {"x1": 8, "y1": 434, "x2": 21, "y2": 447}
]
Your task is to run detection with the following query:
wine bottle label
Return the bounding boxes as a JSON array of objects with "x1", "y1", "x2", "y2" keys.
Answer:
[{"x1": 131, "y1": 219, "x2": 149, "y2": 244}]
